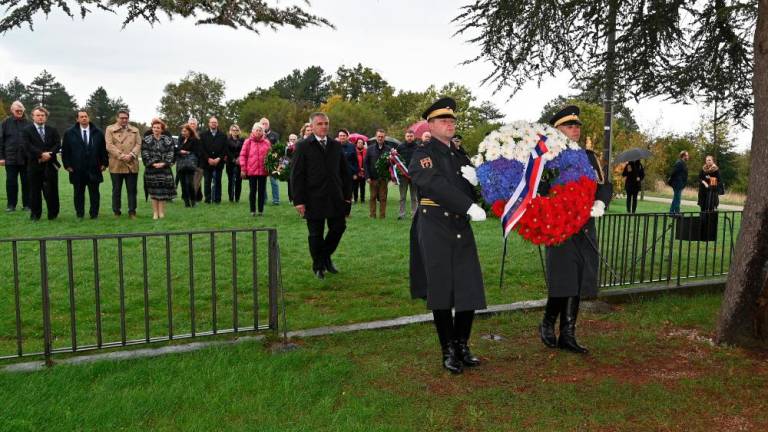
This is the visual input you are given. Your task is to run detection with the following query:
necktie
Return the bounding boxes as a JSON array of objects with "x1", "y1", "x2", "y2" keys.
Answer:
[
  {"x1": 38, "y1": 126, "x2": 45, "y2": 139},
  {"x1": 320, "y1": 138, "x2": 327, "y2": 149},
  {"x1": 83, "y1": 129, "x2": 89, "y2": 146}
]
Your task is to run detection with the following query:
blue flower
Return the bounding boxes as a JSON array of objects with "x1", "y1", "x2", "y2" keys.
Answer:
[{"x1": 477, "y1": 158, "x2": 525, "y2": 203}]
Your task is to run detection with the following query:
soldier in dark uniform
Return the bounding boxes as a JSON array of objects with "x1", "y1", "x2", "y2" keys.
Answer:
[
  {"x1": 540, "y1": 105, "x2": 612, "y2": 354},
  {"x1": 409, "y1": 97, "x2": 488, "y2": 374}
]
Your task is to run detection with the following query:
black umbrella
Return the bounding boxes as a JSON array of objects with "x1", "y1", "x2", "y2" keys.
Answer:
[{"x1": 614, "y1": 148, "x2": 652, "y2": 164}]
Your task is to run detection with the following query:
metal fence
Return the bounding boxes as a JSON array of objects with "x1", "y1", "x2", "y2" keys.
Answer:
[
  {"x1": 0, "y1": 228, "x2": 280, "y2": 365},
  {"x1": 596, "y1": 210, "x2": 741, "y2": 288}
]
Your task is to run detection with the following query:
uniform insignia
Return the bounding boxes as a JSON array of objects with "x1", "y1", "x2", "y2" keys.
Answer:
[{"x1": 420, "y1": 157, "x2": 433, "y2": 168}]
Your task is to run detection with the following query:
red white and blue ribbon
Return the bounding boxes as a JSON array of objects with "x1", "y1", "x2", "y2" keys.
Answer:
[
  {"x1": 501, "y1": 135, "x2": 549, "y2": 238},
  {"x1": 389, "y1": 153, "x2": 410, "y2": 185}
]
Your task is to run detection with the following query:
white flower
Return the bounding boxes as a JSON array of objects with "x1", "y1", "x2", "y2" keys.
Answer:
[
  {"x1": 501, "y1": 142, "x2": 517, "y2": 160},
  {"x1": 471, "y1": 154, "x2": 484, "y2": 167},
  {"x1": 484, "y1": 142, "x2": 502, "y2": 161}
]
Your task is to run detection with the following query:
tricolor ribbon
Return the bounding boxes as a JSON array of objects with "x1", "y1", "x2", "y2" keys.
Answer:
[
  {"x1": 388, "y1": 152, "x2": 410, "y2": 185},
  {"x1": 501, "y1": 135, "x2": 549, "y2": 238}
]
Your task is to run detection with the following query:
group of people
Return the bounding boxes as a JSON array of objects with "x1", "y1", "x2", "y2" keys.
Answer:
[
  {"x1": 668, "y1": 150, "x2": 723, "y2": 214},
  {"x1": 0, "y1": 99, "x2": 447, "y2": 222}
]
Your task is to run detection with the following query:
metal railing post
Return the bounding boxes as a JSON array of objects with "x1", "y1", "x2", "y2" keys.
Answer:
[{"x1": 268, "y1": 230, "x2": 279, "y2": 330}]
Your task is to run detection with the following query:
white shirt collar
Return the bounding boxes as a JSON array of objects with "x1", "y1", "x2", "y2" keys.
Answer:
[{"x1": 314, "y1": 134, "x2": 327, "y2": 143}]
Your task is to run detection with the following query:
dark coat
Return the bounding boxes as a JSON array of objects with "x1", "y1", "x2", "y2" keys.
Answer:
[
  {"x1": 545, "y1": 150, "x2": 613, "y2": 299},
  {"x1": 621, "y1": 160, "x2": 644, "y2": 193},
  {"x1": 364, "y1": 142, "x2": 392, "y2": 180},
  {"x1": 21, "y1": 123, "x2": 61, "y2": 175},
  {"x1": 396, "y1": 140, "x2": 418, "y2": 167},
  {"x1": 697, "y1": 167, "x2": 721, "y2": 211},
  {"x1": 342, "y1": 142, "x2": 358, "y2": 178},
  {"x1": 0, "y1": 115, "x2": 30, "y2": 165},
  {"x1": 226, "y1": 136, "x2": 243, "y2": 165},
  {"x1": 408, "y1": 138, "x2": 486, "y2": 312},
  {"x1": 290, "y1": 136, "x2": 352, "y2": 220},
  {"x1": 62, "y1": 122, "x2": 108, "y2": 185},
  {"x1": 265, "y1": 129, "x2": 280, "y2": 146},
  {"x1": 669, "y1": 159, "x2": 688, "y2": 190},
  {"x1": 199, "y1": 129, "x2": 228, "y2": 167}
]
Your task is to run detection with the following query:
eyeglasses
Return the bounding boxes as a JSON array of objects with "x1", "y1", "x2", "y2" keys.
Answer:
[{"x1": 117, "y1": 116, "x2": 129, "y2": 120}]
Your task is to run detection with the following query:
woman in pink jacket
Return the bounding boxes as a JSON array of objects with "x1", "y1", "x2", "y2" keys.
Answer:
[{"x1": 239, "y1": 123, "x2": 272, "y2": 216}]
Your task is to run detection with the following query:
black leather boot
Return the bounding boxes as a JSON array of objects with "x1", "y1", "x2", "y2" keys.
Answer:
[
  {"x1": 557, "y1": 296, "x2": 589, "y2": 354},
  {"x1": 456, "y1": 339, "x2": 481, "y2": 367},
  {"x1": 539, "y1": 297, "x2": 561, "y2": 348},
  {"x1": 442, "y1": 343, "x2": 463, "y2": 374}
]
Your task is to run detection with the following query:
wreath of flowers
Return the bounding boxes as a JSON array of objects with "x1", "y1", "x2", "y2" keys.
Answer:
[
  {"x1": 375, "y1": 150, "x2": 393, "y2": 182},
  {"x1": 265, "y1": 143, "x2": 291, "y2": 181},
  {"x1": 473, "y1": 121, "x2": 598, "y2": 246}
]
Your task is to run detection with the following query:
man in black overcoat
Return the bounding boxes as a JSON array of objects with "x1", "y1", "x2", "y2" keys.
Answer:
[
  {"x1": 21, "y1": 106, "x2": 61, "y2": 221},
  {"x1": 200, "y1": 116, "x2": 228, "y2": 204},
  {"x1": 540, "y1": 105, "x2": 612, "y2": 354},
  {"x1": 409, "y1": 97, "x2": 487, "y2": 374},
  {"x1": 0, "y1": 100, "x2": 31, "y2": 211},
  {"x1": 62, "y1": 110, "x2": 108, "y2": 219},
  {"x1": 291, "y1": 112, "x2": 353, "y2": 280}
]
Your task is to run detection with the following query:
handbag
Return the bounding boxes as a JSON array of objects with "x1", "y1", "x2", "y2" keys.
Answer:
[{"x1": 176, "y1": 152, "x2": 198, "y2": 173}]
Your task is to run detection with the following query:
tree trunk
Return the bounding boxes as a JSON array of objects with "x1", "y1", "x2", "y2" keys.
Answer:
[
  {"x1": 715, "y1": 0, "x2": 768, "y2": 347},
  {"x1": 602, "y1": 0, "x2": 619, "y2": 183}
]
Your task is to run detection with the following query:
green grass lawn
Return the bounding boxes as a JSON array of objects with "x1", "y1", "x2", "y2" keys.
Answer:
[
  {"x1": 0, "y1": 169, "x2": 708, "y2": 359},
  {"x1": 2, "y1": 292, "x2": 766, "y2": 431}
]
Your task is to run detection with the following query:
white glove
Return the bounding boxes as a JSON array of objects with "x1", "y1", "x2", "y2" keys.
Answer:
[
  {"x1": 460, "y1": 165, "x2": 478, "y2": 186},
  {"x1": 467, "y1": 203, "x2": 486, "y2": 222},
  {"x1": 590, "y1": 200, "x2": 606, "y2": 218}
]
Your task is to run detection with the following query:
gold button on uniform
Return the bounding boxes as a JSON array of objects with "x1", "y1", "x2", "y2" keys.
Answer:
[{"x1": 457, "y1": 234, "x2": 462, "y2": 239}]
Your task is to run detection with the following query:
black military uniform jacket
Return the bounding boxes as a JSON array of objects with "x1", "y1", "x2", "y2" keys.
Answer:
[
  {"x1": 545, "y1": 150, "x2": 612, "y2": 298},
  {"x1": 408, "y1": 138, "x2": 486, "y2": 312}
]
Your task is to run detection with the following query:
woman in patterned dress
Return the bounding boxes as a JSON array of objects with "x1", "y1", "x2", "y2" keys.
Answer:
[{"x1": 142, "y1": 119, "x2": 176, "y2": 219}]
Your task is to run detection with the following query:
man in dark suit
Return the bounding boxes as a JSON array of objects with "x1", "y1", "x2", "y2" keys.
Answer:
[
  {"x1": 62, "y1": 110, "x2": 108, "y2": 219},
  {"x1": 290, "y1": 112, "x2": 352, "y2": 280},
  {"x1": 21, "y1": 106, "x2": 61, "y2": 221},
  {"x1": 200, "y1": 116, "x2": 227, "y2": 203},
  {"x1": 668, "y1": 150, "x2": 689, "y2": 214}
]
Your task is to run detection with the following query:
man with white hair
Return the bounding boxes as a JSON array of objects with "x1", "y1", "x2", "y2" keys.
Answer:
[
  {"x1": 0, "y1": 101, "x2": 31, "y2": 211},
  {"x1": 260, "y1": 117, "x2": 281, "y2": 205}
]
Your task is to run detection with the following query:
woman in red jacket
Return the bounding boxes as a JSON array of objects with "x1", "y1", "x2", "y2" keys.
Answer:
[{"x1": 239, "y1": 123, "x2": 271, "y2": 216}]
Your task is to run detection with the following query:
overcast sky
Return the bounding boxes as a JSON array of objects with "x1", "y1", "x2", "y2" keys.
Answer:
[{"x1": 0, "y1": 0, "x2": 752, "y2": 150}]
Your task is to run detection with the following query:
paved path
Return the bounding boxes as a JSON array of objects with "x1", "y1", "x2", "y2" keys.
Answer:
[{"x1": 641, "y1": 196, "x2": 744, "y2": 211}]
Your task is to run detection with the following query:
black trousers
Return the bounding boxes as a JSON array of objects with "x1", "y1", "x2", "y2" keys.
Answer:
[
  {"x1": 226, "y1": 163, "x2": 242, "y2": 202},
  {"x1": 352, "y1": 178, "x2": 366, "y2": 203},
  {"x1": 306, "y1": 216, "x2": 346, "y2": 271},
  {"x1": 204, "y1": 164, "x2": 224, "y2": 203},
  {"x1": 111, "y1": 173, "x2": 138, "y2": 215},
  {"x1": 73, "y1": 182, "x2": 100, "y2": 218},
  {"x1": 179, "y1": 170, "x2": 196, "y2": 206},
  {"x1": 626, "y1": 191, "x2": 639, "y2": 213},
  {"x1": 28, "y1": 165, "x2": 59, "y2": 220},
  {"x1": 248, "y1": 176, "x2": 267, "y2": 213},
  {"x1": 5, "y1": 164, "x2": 29, "y2": 209}
]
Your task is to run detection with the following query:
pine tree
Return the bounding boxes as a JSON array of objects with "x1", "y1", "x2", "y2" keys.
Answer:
[
  {"x1": 25, "y1": 70, "x2": 77, "y2": 133},
  {"x1": 85, "y1": 87, "x2": 126, "y2": 129}
]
